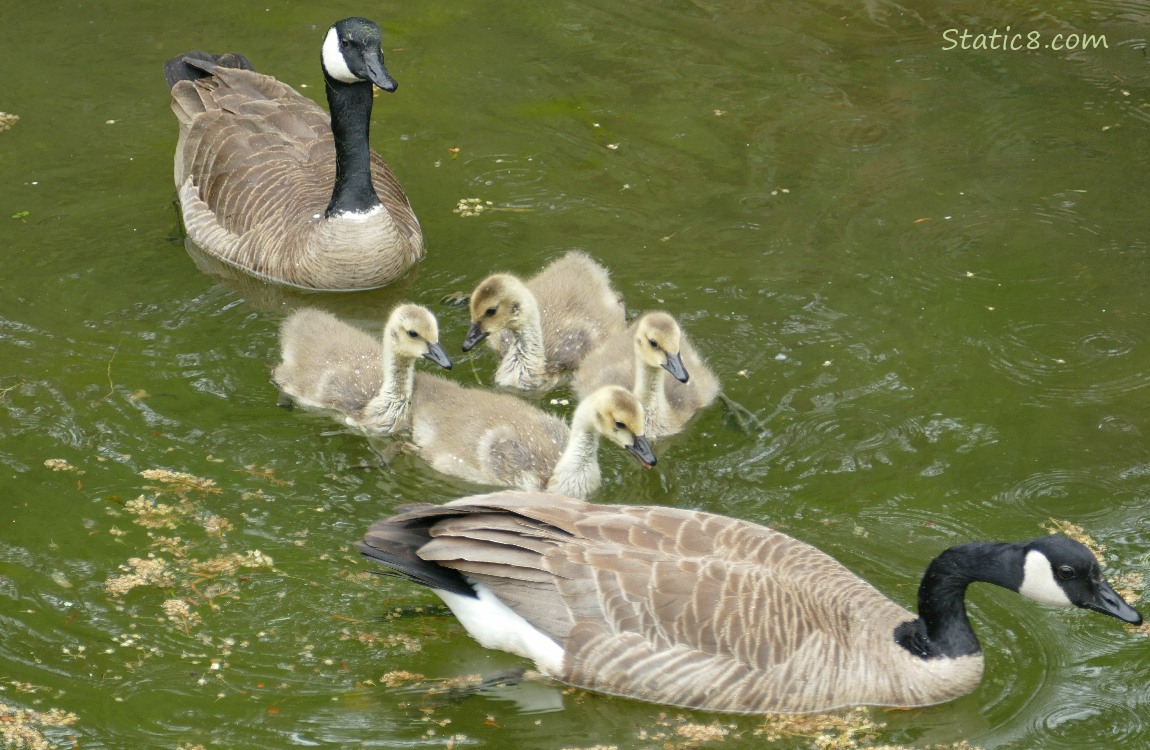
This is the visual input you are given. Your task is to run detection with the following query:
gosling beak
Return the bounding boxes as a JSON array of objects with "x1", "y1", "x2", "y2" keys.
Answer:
[
  {"x1": 626, "y1": 434, "x2": 657, "y2": 468},
  {"x1": 661, "y1": 351, "x2": 689, "y2": 383},
  {"x1": 423, "y1": 342, "x2": 453, "y2": 370},
  {"x1": 462, "y1": 322, "x2": 489, "y2": 352},
  {"x1": 364, "y1": 49, "x2": 398, "y2": 92},
  {"x1": 1085, "y1": 578, "x2": 1143, "y2": 625}
]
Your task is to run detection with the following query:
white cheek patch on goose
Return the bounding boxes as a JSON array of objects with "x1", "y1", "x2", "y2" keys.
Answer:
[
  {"x1": 1018, "y1": 549, "x2": 1074, "y2": 607},
  {"x1": 321, "y1": 28, "x2": 360, "y2": 83}
]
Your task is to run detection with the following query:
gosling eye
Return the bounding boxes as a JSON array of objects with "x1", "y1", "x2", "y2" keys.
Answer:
[
  {"x1": 648, "y1": 339, "x2": 659, "y2": 349},
  {"x1": 614, "y1": 420, "x2": 626, "y2": 430},
  {"x1": 406, "y1": 330, "x2": 420, "y2": 339},
  {"x1": 1056, "y1": 565, "x2": 1075, "y2": 580},
  {"x1": 484, "y1": 307, "x2": 497, "y2": 318}
]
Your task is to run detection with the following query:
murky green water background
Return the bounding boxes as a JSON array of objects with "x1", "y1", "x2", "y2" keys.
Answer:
[{"x1": 2, "y1": 1, "x2": 1149, "y2": 747}]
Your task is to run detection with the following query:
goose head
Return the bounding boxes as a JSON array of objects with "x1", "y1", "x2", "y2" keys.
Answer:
[
  {"x1": 387, "y1": 304, "x2": 452, "y2": 370},
  {"x1": 581, "y1": 386, "x2": 657, "y2": 468},
  {"x1": 1016, "y1": 535, "x2": 1141, "y2": 623},
  {"x1": 321, "y1": 17, "x2": 397, "y2": 91},
  {"x1": 463, "y1": 274, "x2": 533, "y2": 351},
  {"x1": 634, "y1": 312, "x2": 689, "y2": 383}
]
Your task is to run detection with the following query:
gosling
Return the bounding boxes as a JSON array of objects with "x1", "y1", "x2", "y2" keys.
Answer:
[
  {"x1": 408, "y1": 379, "x2": 655, "y2": 499},
  {"x1": 462, "y1": 251, "x2": 625, "y2": 392},
  {"x1": 574, "y1": 312, "x2": 719, "y2": 438},
  {"x1": 273, "y1": 305, "x2": 452, "y2": 433}
]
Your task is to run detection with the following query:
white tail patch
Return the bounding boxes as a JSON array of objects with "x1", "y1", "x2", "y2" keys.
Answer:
[
  {"x1": 435, "y1": 582, "x2": 566, "y2": 676},
  {"x1": 321, "y1": 28, "x2": 360, "y2": 84},
  {"x1": 1018, "y1": 549, "x2": 1074, "y2": 607}
]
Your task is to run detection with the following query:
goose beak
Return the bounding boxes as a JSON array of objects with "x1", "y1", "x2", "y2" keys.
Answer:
[
  {"x1": 364, "y1": 50, "x2": 398, "y2": 92},
  {"x1": 462, "y1": 322, "x2": 489, "y2": 352},
  {"x1": 423, "y1": 342, "x2": 453, "y2": 370},
  {"x1": 1085, "y1": 579, "x2": 1143, "y2": 624},
  {"x1": 626, "y1": 435, "x2": 657, "y2": 468},
  {"x1": 661, "y1": 351, "x2": 690, "y2": 383}
]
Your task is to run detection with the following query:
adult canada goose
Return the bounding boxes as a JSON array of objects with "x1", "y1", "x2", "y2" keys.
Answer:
[
  {"x1": 408, "y1": 380, "x2": 655, "y2": 499},
  {"x1": 461, "y1": 251, "x2": 625, "y2": 391},
  {"x1": 164, "y1": 17, "x2": 423, "y2": 290},
  {"x1": 273, "y1": 305, "x2": 451, "y2": 432},
  {"x1": 574, "y1": 311, "x2": 719, "y2": 438},
  {"x1": 358, "y1": 491, "x2": 1141, "y2": 714}
]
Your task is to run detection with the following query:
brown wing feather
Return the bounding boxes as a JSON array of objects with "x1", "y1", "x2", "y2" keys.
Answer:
[
  {"x1": 177, "y1": 70, "x2": 335, "y2": 238},
  {"x1": 414, "y1": 508, "x2": 577, "y2": 638}
]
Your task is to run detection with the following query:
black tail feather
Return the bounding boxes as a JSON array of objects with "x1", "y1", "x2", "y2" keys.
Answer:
[
  {"x1": 356, "y1": 525, "x2": 477, "y2": 599},
  {"x1": 164, "y1": 50, "x2": 256, "y2": 89}
]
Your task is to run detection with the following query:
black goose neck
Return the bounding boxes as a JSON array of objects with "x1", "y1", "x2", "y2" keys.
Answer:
[
  {"x1": 324, "y1": 75, "x2": 381, "y2": 217},
  {"x1": 894, "y1": 541, "x2": 1023, "y2": 660}
]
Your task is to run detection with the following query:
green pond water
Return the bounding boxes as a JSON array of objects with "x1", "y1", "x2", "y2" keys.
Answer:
[{"x1": 1, "y1": 0, "x2": 1149, "y2": 747}]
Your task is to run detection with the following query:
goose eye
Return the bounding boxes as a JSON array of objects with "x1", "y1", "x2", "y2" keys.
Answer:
[
  {"x1": 1056, "y1": 565, "x2": 1075, "y2": 580},
  {"x1": 406, "y1": 330, "x2": 419, "y2": 339},
  {"x1": 340, "y1": 38, "x2": 350, "y2": 48},
  {"x1": 484, "y1": 307, "x2": 497, "y2": 318}
]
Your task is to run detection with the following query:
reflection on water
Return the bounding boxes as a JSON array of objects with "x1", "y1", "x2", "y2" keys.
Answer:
[{"x1": 1, "y1": 0, "x2": 1148, "y2": 747}]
